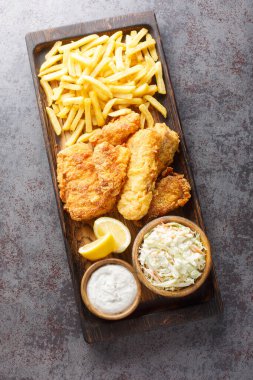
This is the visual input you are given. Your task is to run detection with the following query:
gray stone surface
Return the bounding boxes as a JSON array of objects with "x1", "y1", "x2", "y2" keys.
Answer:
[{"x1": 1, "y1": 0, "x2": 252, "y2": 379}]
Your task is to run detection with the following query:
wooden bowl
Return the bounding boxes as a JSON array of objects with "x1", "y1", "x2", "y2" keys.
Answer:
[
  {"x1": 80, "y1": 258, "x2": 141, "y2": 320},
  {"x1": 132, "y1": 216, "x2": 212, "y2": 298}
]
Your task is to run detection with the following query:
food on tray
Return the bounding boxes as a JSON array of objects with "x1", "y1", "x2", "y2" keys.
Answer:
[
  {"x1": 138, "y1": 222, "x2": 206, "y2": 291},
  {"x1": 154, "y1": 123, "x2": 180, "y2": 174},
  {"x1": 79, "y1": 233, "x2": 115, "y2": 261},
  {"x1": 117, "y1": 123, "x2": 180, "y2": 220},
  {"x1": 89, "y1": 111, "x2": 140, "y2": 146},
  {"x1": 117, "y1": 128, "x2": 163, "y2": 220},
  {"x1": 86, "y1": 264, "x2": 138, "y2": 314},
  {"x1": 93, "y1": 217, "x2": 131, "y2": 253},
  {"x1": 57, "y1": 141, "x2": 130, "y2": 220},
  {"x1": 38, "y1": 29, "x2": 167, "y2": 142},
  {"x1": 146, "y1": 168, "x2": 191, "y2": 220},
  {"x1": 45, "y1": 30, "x2": 189, "y2": 224}
]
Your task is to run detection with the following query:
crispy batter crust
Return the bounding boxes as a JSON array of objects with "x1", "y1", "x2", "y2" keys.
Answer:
[
  {"x1": 89, "y1": 112, "x2": 140, "y2": 147},
  {"x1": 117, "y1": 128, "x2": 162, "y2": 220},
  {"x1": 57, "y1": 142, "x2": 130, "y2": 221},
  {"x1": 153, "y1": 123, "x2": 180, "y2": 174},
  {"x1": 146, "y1": 167, "x2": 191, "y2": 219}
]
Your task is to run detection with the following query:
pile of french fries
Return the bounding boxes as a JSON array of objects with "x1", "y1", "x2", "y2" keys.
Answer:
[{"x1": 38, "y1": 28, "x2": 167, "y2": 146}]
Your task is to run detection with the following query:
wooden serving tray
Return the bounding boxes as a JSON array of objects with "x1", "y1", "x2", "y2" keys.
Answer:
[{"x1": 26, "y1": 11, "x2": 223, "y2": 343}]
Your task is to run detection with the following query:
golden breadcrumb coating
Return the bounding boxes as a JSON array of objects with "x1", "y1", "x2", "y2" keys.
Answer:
[
  {"x1": 89, "y1": 112, "x2": 140, "y2": 147},
  {"x1": 57, "y1": 142, "x2": 130, "y2": 221},
  {"x1": 153, "y1": 123, "x2": 180, "y2": 174},
  {"x1": 146, "y1": 168, "x2": 191, "y2": 219}
]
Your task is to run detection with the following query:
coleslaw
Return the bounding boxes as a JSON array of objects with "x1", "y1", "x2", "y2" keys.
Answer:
[{"x1": 138, "y1": 222, "x2": 206, "y2": 291}]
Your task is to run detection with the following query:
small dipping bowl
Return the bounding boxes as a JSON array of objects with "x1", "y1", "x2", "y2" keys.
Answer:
[
  {"x1": 132, "y1": 216, "x2": 212, "y2": 298},
  {"x1": 81, "y1": 258, "x2": 141, "y2": 320}
]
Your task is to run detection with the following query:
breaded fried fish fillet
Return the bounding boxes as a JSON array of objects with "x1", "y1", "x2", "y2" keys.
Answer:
[
  {"x1": 57, "y1": 142, "x2": 130, "y2": 221},
  {"x1": 89, "y1": 112, "x2": 140, "y2": 146},
  {"x1": 154, "y1": 123, "x2": 180, "y2": 174},
  {"x1": 146, "y1": 168, "x2": 191, "y2": 220},
  {"x1": 117, "y1": 128, "x2": 162, "y2": 220}
]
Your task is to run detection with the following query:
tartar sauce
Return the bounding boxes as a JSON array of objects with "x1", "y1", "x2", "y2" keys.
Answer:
[
  {"x1": 87, "y1": 264, "x2": 138, "y2": 314},
  {"x1": 139, "y1": 222, "x2": 206, "y2": 291}
]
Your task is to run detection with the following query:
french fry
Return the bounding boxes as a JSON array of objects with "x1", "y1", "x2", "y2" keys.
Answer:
[
  {"x1": 113, "y1": 93, "x2": 133, "y2": 99},
  {"x1": 62, "y1": 96, "x2": 84, "y2": 106},
  {"x1": 140, "y1": 112, "x2": 146, "y2": 129},
  {"x1": 84, "y1": 98, "x2": 92, "y2": 132},
  {"x1": 155, "y1": 61, "x2": 166, "y2": 94},
  {"x1": 42, "y1": 68, "x2": 67, "y2": 81},
  {"x1": 89, "y1": 45, "x2": 105, "y2": 71},
  {"x1": 65, "y1": 119, "x2": 85, "y2": 146},
  {"x1": 146, "y1": 33, "x2": 158, "y2": 61},
  {"x1": 40, "y1": 54, "x2": 63, "y2": 72},
  {"x1": 114, "y1": 98, "x2": 143, "y2": 105},
  {"x1": 133, "y1": 67, "x2": 148, "y2": 82},
  {"x1": 130, "y1": 31, "x2": 145, "y2": 63},
  {"x1": 133, "y1": 83, "x2": 149, "y2": 97},
  {"x1": 115, "y1": 41, "x2": 126, "y2": 49},
  {"x1": 82, "y1": 47, "x2": 97, "y2": 57},
  {"x1": 145, "y1": 53, "x2": 155, "y2": 68},
  {"x1": 45, "y1": 41, "x2": 62, "y2": 60},
  {"x1": 102, "y1": 98, "x2": 117, "y2": 118},
  {"x1": 90, "y1": 57, "x2": 111, "y2": 77},
  {"x1": 137, "y1": 65, "x2": 157, "y2": 86},
  {"x1": 109, "y1": 85, "x2": 136, "y2": 94},
  {"x1": 52, "y1": 86, "x2": 63, "y2": 101},
  {"x1": 63, "y1": 106, "x2": 78, "y2": 131},
  {"x1": 139, "y1": 103, "x2": 154, "y2": 128},
  {"x1": 115, "y1": 46, "x2": 124, "y2": 71},
  {"x1": 46, "y1": 107, "x2": 62, "y2": 135},
  {"x1": 103, "y1": 65, "x2": 143, "y2": 83},
  {"x1": 60, "y1": 82, "x2": 82, "y2": 91},
  {"x1": 108, "y1": 108, "x2": 132, "y2": 117},
  {"x1": 104, "y1": 40, "x2": 115, "y2": 58},
  {"x1": 71, "y1": 52, "x2": 93, "y2": 66},
  {"x1": 128, "y1": 28, "x2": 148, "y2": 48},
  {"x1": 92, "y1": 114, "x2": 98, "y2": 126},
  {"x1": 126, "y1": 39, "x2": 156, "y2": 57},
  {"x1": 70, "y1": 105, "x2": 85, "y2": 131},
  {"x1": 89, "y1": 91, "x2": 105, "y2": 126},
  {"x1": 144, "y1": 95, "x2": 167, "y2": 117},
  {"x1": 75, "y1": 62, "x2": 82, "y2": 77},
  {"x1": 81, "y1": 35, "x2": 109, "y2": 53},
  {"x1": 52, "y1": 103, "x2": 60, "y2": 114},
  {"x1": 68, "y1": 55, "x2": 76, "y2": 77},
  {"x1": 57, "y1": 106, "x2": 70, "y2": 118},
  {"x1": 40, "y1": 79, "x2": 53, "y2": 106},
  {"x1": 116, "y1": 35, "x2": 122, "y2": 43},
  {"x1": 110, "y1": 31, "x2": 123, "y2": 41},
  {"x1": 63, "y1": 49, "x2": 70, "y2": 66},
  {"x1": 57, "y1": 91, "x2": 75, "y2": 102},
  {"x1": 78, "y1": 75, "x2": 112, "y2": 99},
  {"x1": 93, "y1": 87, "x2": 110, "y2": 101},
  {"x1": 61, "y1": 75, "x2": 76, "y2": 83},
  {"x1": 147, "y1": 84, "x2": 158, "y2": 95},
  {"x1": 58, "y1": 35, "x2": 99, "y2": 52},
  {"x1": 38, "y1": 64, "x2": 64, "y2": 77},
  {"x1": 107, "y1": 61, "x2": 117, "y2": 73},
  {"x1": 77, "y1": 130, "x2": 98, "y2": 143}
]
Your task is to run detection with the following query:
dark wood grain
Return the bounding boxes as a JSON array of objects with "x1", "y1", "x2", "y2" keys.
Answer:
[{"x1": 25, "y1": 11, "x2": 223, "y2": 344}]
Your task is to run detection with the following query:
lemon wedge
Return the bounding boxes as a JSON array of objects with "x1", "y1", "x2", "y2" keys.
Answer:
[
  {"x1": 94, "y1": 217, "x2": 131, "y2": 253},
  {"x1": 78, "y1": 233, "x2": 115, "y2": 261}
]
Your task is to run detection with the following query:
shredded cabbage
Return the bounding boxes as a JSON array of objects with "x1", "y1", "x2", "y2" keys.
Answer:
[{"x1": 138, "y1": 222, "x2": 206, "y2": 291}]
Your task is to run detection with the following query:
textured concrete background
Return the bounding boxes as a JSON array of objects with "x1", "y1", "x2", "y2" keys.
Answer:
[{"x1": 1, "y1": 0, "x2": 252, "y2": 379}]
